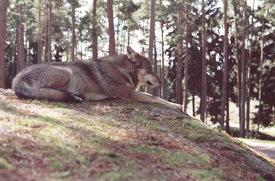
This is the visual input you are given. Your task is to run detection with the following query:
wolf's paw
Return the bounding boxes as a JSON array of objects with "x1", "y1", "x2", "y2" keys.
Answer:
[
  {"x1": 168, "y1": 102, "x2": 182, "y2": 111},
  {"x1": 63, "y1": 92, "x2": 85, "y2": 103},
  {"x1": 71, "y1": 94, "x2": 85, "y2": 103},
  {"x1": 174, "y1": 103, "x2": 182, "y2": 111}
]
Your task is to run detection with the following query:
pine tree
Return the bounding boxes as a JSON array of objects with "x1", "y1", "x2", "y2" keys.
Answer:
[
  {"x1": 17, "y1": 2, "x2": 25, "y2": 72},
  {"x1": 240, "y1": 0, "x2": 247, "y2": 138},
  {"x1": 71, "y1": 2, "x2": 76, "y2": 61},
  {"x1": 0, "y1": 0, "x2": 8, "y2": 88},
  {"x1": 37, "y1": 0, "x2": 42, "y2": 63},
  {"x1": 176, "y1": 0, "x2": 183, "y2": 104},
  {"x1": 147, "y1": 0, "x2": 155, "y2": 94},
  {"x1": 201, "y1": 0, "x2": 207, "y2": 123},
  {"x1": 183, "y1": 2, "x2": 189, "y2": 112},
  {"x1": 92, "y1": 0, "x2": 98, "y2": 59},
  {"x1": 159, "y1": 0, "x2": 165, "y2": 99},
  {"x1": 107, "y1": 0, "x2": 115, "y2": 55},
  {"x1": 221, "y1": 0, "x2": 228, "y2": 130}
]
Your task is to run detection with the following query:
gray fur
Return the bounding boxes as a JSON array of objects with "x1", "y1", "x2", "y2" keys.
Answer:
[{"x1": 12, "y1": 46, "x2": 181, "y2": 110}]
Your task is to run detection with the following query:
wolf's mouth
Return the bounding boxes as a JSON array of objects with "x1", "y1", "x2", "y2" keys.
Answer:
[{"x1": 146, "y1": 81, "x2": 153, "y2": 86}]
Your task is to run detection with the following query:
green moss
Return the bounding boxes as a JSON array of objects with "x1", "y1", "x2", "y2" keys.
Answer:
[
  {"x1": 46, "y1": 144, "x2": 87, "y2": 170},
  {"x1": 185, "y1": 169, "x2": 223, "y2": 181},
  {"x1": 130, "y1": 144, "x2": 163, "y2": 155},
  {"x1": 181, "y1": 120, "x2": 214, "y2": 142},
  {"x1": 47, "y1": 101, "x2": 69, "y2": 108},
  {"x1": 256, "y1": 176, "x2": 267, "y2": 181},
  {"x1": 0, "y1": 157, "x2": 12, "y2": 169},
  {"x1": 162, "y1": 151, "x2": 190, "y2": 166}
]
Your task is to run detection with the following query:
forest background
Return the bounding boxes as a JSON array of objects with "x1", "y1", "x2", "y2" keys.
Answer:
[{"x1": 0, "y1": 0, "x2": 274, "y2": 138}]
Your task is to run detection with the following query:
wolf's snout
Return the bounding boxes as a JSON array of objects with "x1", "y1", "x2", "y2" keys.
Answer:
[{"x1": 147, "y1": 76, "x2": 161, "y2": 87}]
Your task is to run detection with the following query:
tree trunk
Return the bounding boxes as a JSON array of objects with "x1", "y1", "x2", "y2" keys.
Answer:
[
  {"x1": 258, "y1": 7, "x2": 265, "y2": 132},
  {"x1": 176, "y1": 0, "x2": 183, "y2": 104},
  {"x1": 116, "y1": 2, "x2": 120, "y2": 54},
  {"x1": 226, "y1": 86, "x2": 230, "y2": 134},
  {"x1": 92, "y1": 0, "x2": 98, "y2": 59},
  {"x1": 37, "y1": 0, "x2": 42, "y2": 63},
  {"x1": 201, "y1": 0, "x2": 207, "y2": 123},
  {"x1": 232, "y1": 0, "x2": 241, "y2": 132},
  {"x1": 148, "y1": 0, "x2": 155, "y2": 68},
  {"x1": 160, "y1": 19, "x2": 165, "y2": 99},
  {"x1": 12, "y1": 31, "x2": 18, "y2": 80},
  {"x1": 176, "y1": 42, "x2": 183, "y2": 104},
  {"x1": 17, "y1": 3, "x2": 25, "y2": 72},
  {"x1": 107, "y1": 0, "x2": 115, "y2": 55},
  {"x1": 221, "y1": 0, "x2": 228, "y2": 130},
  {"x1": 153, "y1": 42, "x2": 158, "y2": 96},
  {"x1": 159, "y1": 0, "x2": 165, "y2": 99},
  {"x1": 183, "y1": 3, "x2": 189, "y2": 112},
  {"x1": 240, "y1": 0, "x2": 247, "y2": 138},
  {"x1": 44, "y1": 4, "x2": 49, "y2": 62},
  {"x1": 48, "y1": 4, "x2": 52, "y2": 62},
  {"x1": 246, "y1": 0, "x2": 255, "y2": 136},
  {"x1": 0, "y1": 0, "x2": 8, "y2": 88},
  {"x1": 71, "y1": 3, "x2": 76, "y2": 61},
  {"x1": 192, "y1": 89, "x2": 195, "y2": 117},
  {"x1": 146, "y1": 0, "x2": 155, "y2": 94}
]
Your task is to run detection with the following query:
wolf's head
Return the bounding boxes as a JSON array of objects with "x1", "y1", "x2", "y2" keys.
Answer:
[{"x1": 127, "y1": 46, "x2": 161, "y2": 88}]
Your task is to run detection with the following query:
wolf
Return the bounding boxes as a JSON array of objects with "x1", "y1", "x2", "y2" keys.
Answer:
[{"x1": 12, "y1": 46, "x2": 181, "y2": 110}]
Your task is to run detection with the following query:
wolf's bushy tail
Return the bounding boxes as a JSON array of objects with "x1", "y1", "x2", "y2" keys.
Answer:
[
  {"x1": 13, "y1": 82, "x2": 34, "y2": 99},
  {"x1": 12, "y1": 81, "x2": 84, "y2": 103}
]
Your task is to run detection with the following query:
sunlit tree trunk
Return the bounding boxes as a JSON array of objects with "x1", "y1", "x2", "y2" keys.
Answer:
[{"x1": 0, "y1": 0, "x2": 8, "y2": 88}]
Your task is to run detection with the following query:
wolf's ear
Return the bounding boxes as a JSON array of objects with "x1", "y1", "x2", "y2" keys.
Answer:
[{"x1": 126, "y1": 46, "x2": 140, "y2": 62}]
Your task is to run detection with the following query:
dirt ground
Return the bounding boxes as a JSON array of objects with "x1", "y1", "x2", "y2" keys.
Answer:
[{"x1": 1, "y1": 88, "x2": 275, "y2": 181}]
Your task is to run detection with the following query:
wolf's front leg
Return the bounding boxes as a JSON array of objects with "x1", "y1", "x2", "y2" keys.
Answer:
[{"x1": 129, "y1": 91, "x2": 182, "y2": 110}]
